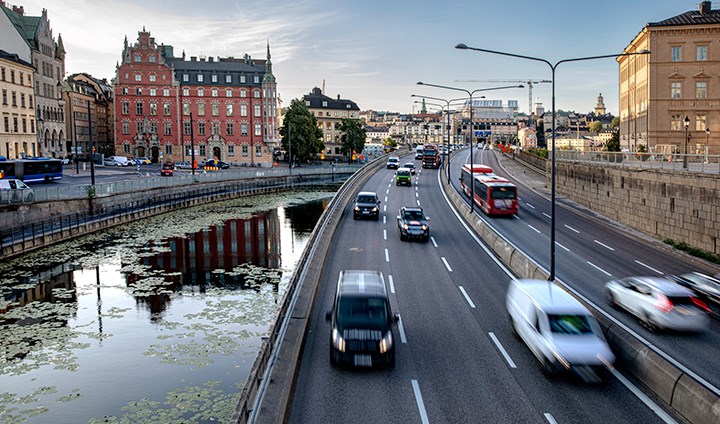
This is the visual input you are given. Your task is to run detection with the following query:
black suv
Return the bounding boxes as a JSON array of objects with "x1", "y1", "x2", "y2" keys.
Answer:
[
  {"x1": 353, "y1": 191, "x2": 380, "y2": 220},
  {"x1": 397, "y1": 206, "x2": 429, "y2": 242},
  {"x1": 326, "y1": 270, "x2": 397, "y2": 368}
]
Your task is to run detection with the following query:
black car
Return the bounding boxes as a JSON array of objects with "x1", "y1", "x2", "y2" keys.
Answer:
[
  {"x1": 667, "y1": 272, "x2": 720, "y2": 318},
  {"x1": 326, "y1": 270, "x2": 397, "y2": 368},
  {"x1": 353, "y1": 191, "x2": 380, "y2": 220},
  {"x1": 204, "y1": 160, "x2": 230, "y2": 169},
  {"x1": 397, "y1": 206, "x2": 429, "y2": 242}
]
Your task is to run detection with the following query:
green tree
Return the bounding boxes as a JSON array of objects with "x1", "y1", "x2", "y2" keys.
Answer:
[
  {"x1": 589, "y1": 121, "x2": 603, "y2": 134},
  {"x1": 279, "y1": 99, "x2": 323, "y2": 165},
  {"x1": 605, "y1": 131, "x2": 621, "y2": 152},
  {"x1": 338, "y1": 118, "x2": 366, "y2": 161},
  {"x1": 611, "y1": 116, "x2": 620, "y2": 129},
  {"x1": 383, "y1": 137, "x2": 397, "y2": 150}
]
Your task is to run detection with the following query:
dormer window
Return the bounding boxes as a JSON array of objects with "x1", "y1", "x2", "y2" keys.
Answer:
[{"x1": 322, "y1": 101, "x2": 327, "y2": 107}]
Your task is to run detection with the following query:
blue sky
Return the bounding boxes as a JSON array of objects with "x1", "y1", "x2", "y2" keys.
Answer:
[{"x1": 14, "y1": 0, "x2": 703, "y2": 115}]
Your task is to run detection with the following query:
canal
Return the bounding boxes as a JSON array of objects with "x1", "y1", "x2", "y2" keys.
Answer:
[{"x1": 0, "y1": 190, "x2": 335, "y2": 424}]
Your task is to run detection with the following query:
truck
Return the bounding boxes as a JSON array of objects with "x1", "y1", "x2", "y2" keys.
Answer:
[{"x1": 421, "y1": 144, "x2": 441, "y2": 168}]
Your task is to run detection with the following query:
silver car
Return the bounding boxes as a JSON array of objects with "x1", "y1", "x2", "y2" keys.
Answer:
[{"x1": 605, "y1": 276, "x2": 709, "y2": 332}]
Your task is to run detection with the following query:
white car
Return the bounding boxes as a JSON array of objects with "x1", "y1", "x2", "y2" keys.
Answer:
[
  {"x1": 605, "y1": 276, "x2": 709, "y2": 332},
  {"x1": 0, "y1": 178, "x2": 35, "y2": 202}
]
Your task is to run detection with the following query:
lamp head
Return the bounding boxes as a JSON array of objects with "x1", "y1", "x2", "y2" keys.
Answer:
[
  {"x1": 518, "y1": 85, "x2": 525, "y2": 88},
  {"x1": 416, "y1": 82, "x2": 424, "y2": 86},
  {"x1": 455, "y1": 43, "x2": 468, "y2": 50}
]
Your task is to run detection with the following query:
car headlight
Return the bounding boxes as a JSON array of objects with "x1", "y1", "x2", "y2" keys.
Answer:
[
  {"x1": 354, "y1": 206, "x2": 360, "y2": 212},
  {"x1": 332, "y1": 329, "x2": 345, "y2": 352},
  {"x1": 421, "y1": 225, "x2": 428, "y2": 231},
  {"x1": 379, "y1": 330, "x2": 393, "y2": 354},
  {"x1": 372, "y1": 207, "x2": 378, "y2": 212},
  {"x1": 401, "y1": 223, "x2": 408, "y2": 230}
]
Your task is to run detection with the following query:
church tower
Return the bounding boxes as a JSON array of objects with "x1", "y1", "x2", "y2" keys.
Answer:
[{"x1": 594, "y1": 93, "x2": 606, "y2": 115}]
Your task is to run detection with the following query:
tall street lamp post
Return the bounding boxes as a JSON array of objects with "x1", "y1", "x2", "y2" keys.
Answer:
[
  {"x1": 705, "y1": 127, "x2": 710, "y2": 164},
  {"x1": 455, "y1": 43, "x2": 650, "y2": 281},
  {"x1": 683, "y1": 115, "x2": 690, "y2": 169},
  {"x1": 416, "y1": 82, "x2": 523, "y2": 213}
]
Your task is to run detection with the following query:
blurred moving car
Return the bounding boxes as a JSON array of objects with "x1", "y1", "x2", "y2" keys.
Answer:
[
  {"x1": 204, "y1": 159, "x2": 230, "y2": 169},
  {"x1": 353, "y1": 191, "x2": 380, "y2": 220},
  {"x1": 507, "y1": 279, "x2": 614, "y2": 381},
  {"x1": 105, "y1": 156, "x2": 130, "y2": 166},
  {"x1": 0, "y1": 178, "x2": 34, "y2": 202},
  {"x1": 397, "y1": 206, "x2": 429, "y2": 242},
  {"x1": 60, "y1": 157, "x2": 70, "y2": 165},
  {"x1": 160, "y1": 162, "x2": 174, "y2": 176},
  {"x1": 667, "y1": 272, "x2": 720, "y2": 318},
  {"x1": 386, "y1": 156, "x2": 400, "y2": 169},
  {"x1": 403, "y1": 162, "x2": 416, "y2": 175},
  {"x1": 605, "y1": 276, "x2": 709, "y2": 332},
  {"x1": 326, "y1": 270, "x2": 397, "y2": 368},
  {"x1": 174, "y1": 161, "x2": 192, "y2": 169},
  {"x1": 135, "y1": 157, "x2": 151, "y2": 164}
]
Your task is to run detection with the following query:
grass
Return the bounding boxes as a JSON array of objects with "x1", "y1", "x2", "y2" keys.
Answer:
[{"x1": 664, "y1": 238, "x2": 720, "y2": 265}]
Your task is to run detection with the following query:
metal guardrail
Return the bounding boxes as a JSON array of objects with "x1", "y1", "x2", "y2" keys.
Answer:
[{"x1": 555, "y1": 150, "x2": 720, "y2": 174}]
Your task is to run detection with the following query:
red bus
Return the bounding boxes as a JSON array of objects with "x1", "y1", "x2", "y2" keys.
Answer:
[
  {"x1": 460, "y1": 164, "x2": 493, "y2": 197},
  {"x1": 471, "y1": 174, "x2": 518, "y2": 216}
]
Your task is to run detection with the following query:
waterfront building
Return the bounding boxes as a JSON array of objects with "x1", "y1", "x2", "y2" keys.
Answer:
[
  {"x1": 0, "y1": 49, "x2": 35, "y2": 158},
  {"x1": 64, "y1": 73, "x2": 114, "y2": 158},
  {"x1": 303, "y1": 87, "x2": 360, "y2": 160}
]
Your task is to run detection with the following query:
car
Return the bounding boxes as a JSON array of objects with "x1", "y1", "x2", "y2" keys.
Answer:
[
  {"x1": 507, "y1": 279, "x2": 614, "y2": 381},
  {"x1": 353, "y1": 191, "x2": 380, "y2": 220},
  {"x1": 386, "y1": 156, "x2": 400, "y2": 169},
  {"x1": 397, "y1": 206, "x2": 429, "y2": 241},
  {"x1": 326, "y1": 270, "x2": 398, "y2": 368},
  {"x1": 402, "y1": 162, "x2": 416, "y2": 175},
  {"x1": 605, "y1": 276, "x2": 709, "y2": 332},
  {"x1": 204, "y1": 160, "x2": 230, "y2": 169},
  {"x1": 135, "y1": 157, "x2": 151, "y2": 165},
  {"x1": 60, "y1": 157, "x2": 70, "y2": 165},
  {"x1": 105, "y1": 156, "x2": 130, "y2": 166},
  {"x1": 0, "y1": 178, "x2": 34, "y2": 202},
  {"x1": 666, "y1": 272, "x2": 720, "y2": 318},
  {"x1": 395, "y1": 168, "x2": 412, "y2": 186},
  {"x1": 174, "y1": 161, "x2": 193, "y2": 169},
  {"x1": 160, "y1": 162, "x2": 174, "y2": 176}
]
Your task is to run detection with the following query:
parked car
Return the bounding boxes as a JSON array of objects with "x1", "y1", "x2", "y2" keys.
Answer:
[
  {"x1": 397, "y1": 206, "x2": 429, "y2": 241},
  {"x1": 395, "y1": 168, "x2": 412, "y2": 186},
  {"x1": 386, "y1": 156, "x2": 400, "y2": 169},
  {"x1": 666, "y1": 272, "x2": 720, "y2": 318},
  {"x1": 403, "y1": 162, "x2": 416, "y2": 175},
  {"x1": 326, "y1": 270, "x2": 398, "y2": 368},
  {"x1": 174, "y1": 161, "x2": 193, "y2": 169},
  {"x1": 0, "y1": 178, "x2": 34, "y2": 202},
  {"x1": 135, "y1": 157, "x2": 151, "y2": 165},
  {"x1": 352, "y1": 191, "x2": 380, "y2": 220},
  {"x1": 507, "y1": 279, "x2": 614, "y2": 381},
  {"x1": 105, "y1": 156, "x2": 130, "y2": 166},
  {"x1": 160, "y1": 162, "x2": 174, "y2": 176},
  {"x1": 204, "y1": 160, "x2": 230, "y2": 169},
  {"x1": 605, "y1": 276, "x2": 709, "y2": 332}
]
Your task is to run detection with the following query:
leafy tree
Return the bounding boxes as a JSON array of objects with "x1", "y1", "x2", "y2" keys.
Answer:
[
  {"x1": 279, "y1": 99, "x2": 323, "y2": 164},
  {"x1": 383, "y1": 137, "x2": 397, "y2": 149},
  {"x1": 611, "y1": 116, "x2": 620, "y2": 129},
  {"x1": 338, "y1": 118, "x2": 366, "y2": 161},
  {"x1": 589, "y1": 121, "x2": 603, "y2": 134},
  {"x1": 605, "y1": 131, "x2": 621, "y2": 151}
]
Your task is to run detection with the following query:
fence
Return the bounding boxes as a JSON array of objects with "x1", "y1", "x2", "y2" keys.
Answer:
[{"x1": 554, "y1": 150, "x2": 720, "y2": 174}]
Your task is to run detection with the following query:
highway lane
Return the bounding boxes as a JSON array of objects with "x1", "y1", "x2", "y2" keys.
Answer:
[
  {"x1": 449, "y1": 146, "x2": 720, "y2": 392},
  {"x1": 288, "y1": 152, "x2": 670, "y2": 423}
]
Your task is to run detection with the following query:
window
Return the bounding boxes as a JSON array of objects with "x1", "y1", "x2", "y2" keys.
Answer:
[
  {"x1": 122, "y1": 101, "x2": 129, "y2": 114},
  {"x1": 3, "y1": 116, "x2": 7, "y2": 132},
  {"x1": 226, "y1": 89, "x2": 232, "y2": 97},
  {"x1": 696, "y1": 114, "x2": 706, "y2": 131},
  {"x1": 149, "y1": 55, "x2": 156, "y2": 63},
  {"x1": 254, "y1": 89, "x2": 260, "y2": 98},
  {"x1": 254, "y1": 104, "x2": 261, "y2": 117},
  {"x1": 671, "y1": 46, "x2": 682, "y2": 62},
  {"x1": 0, "y1": 67, "x2": 4, "y2": 81},
  {"x1": 671, "y1": 82, "x2": 682, "y2": 99},
  {"x1": 322, "y1": 101, "x2": 327, "y2": 107},
  {"x1": 212, "y1": 88, "x2": 218, "y2": 97},
  {"x1": 696, "y1": 81, "x2": 708, "y2": 99},
  {"x1": 197, "y1": 74, "x2": 204, "y2": 82},
  {"x1": 225, "y1": 75, "x2": 232, "y2": 83},
  {"x1": 136, "y1": 88, "x2": 142, "y2": 96},
  {"x1": 165, "y1": 144, "x2": 172, "y2": 154},
  {"x1": 134, "y1": 54, "x2": 141, "y2": 62},
  {"x1": 199, "y1": 145, "x2": 206, "y2": 156},
  {"x1": 135, "y1": 74, "x2": 141, "y2": 82},
  {"x1": 183, "y1": 88, "x2": 189, "y2": 96},
  {"x1": 256, "y1": 145, "x2": 262, "y2": 157},
  {"x1": 240, "y1": 104, "x2": 248, "y2": 116},
  {"x1": 228, "y1": 145, "x2": 234, "y2": 156},
  {"x1": 226, "y1": 104, "x2": 233, "y2": 116},
  {"x1": 212, "y1": 103, "x2": 219, "y2": 116},
  {"x1": 242, "y1": 145, "x2": 248, "y2": 156},
  {"x1": 198, "y1": 122, "x2": 205, "y2": 135},
  {"x1": 164, "y1": 122, "x2": 172, "y2": 135},
  {"x1": 226, "y1": 122, "x2": 234, "y2": 135},
  {"x1": 212, "y1": 74, "x2": 218, "y2": 83},
  {"x1": 254, "y1": 123, "x2": 261, "y2": 136},
  {"x1": 241, "y1": 123, "x2": 248, "y2": 136},
  {"x1": 183, "y1": 74, "x2": 189, "y2": 82},
  {"x1": 671, "y1": 114, "x2": 682, "y2": 131},
  {"x1": 136, "y1": 102, "x2": 143, "y2": 115},
  {"x1": 183, "y1": 102, "x2": 190, "y2": 115},
  {"x1": 20, "y1": 93, "x2": 25, "y2": 108},
  {"x1": 150, "y1": 102, "x2": 157, "y2": 116},
  {"x1": 136, "y1": 121, "x2": 143, "y2": 134},
  {"x1": 240, "y1": 89, "x2": 247, "y2": 97},
  {"x1": 198, "y1": 103, "x2": 205, "y2": 116},
  {"x1": 122, "y1": 87, "x2": 129, "y2": 95},
  {"x1": 22, "y1": 118, "x2": 26, "y2": 133},
  {"x1": 163, "y1": 88, "x2": 170, "y2": 96},
  {"x1": 122, "y1": 121, "x2": 130, "y2": 134},
  {"x1": 198, "y1": 88, "x2": 204, "y2": 97},
  {"x1": 149, "y1": 74, "x2": 156, "y2": 82},
  {"x1": 150, "y1": 88, "x2": 156, "y2": 96},
  {"x1": 697, "y1": 45, "x2": 708, "y2": 61},
  {"x1": 240, "y1": 75, "x2": 246, "y2": 83},
  {"x1": 1, "y1": 89, "x2": 5, "y2": 105},
  {"x1": 183, "y1": 121, "x2": 191, "y2": 134},
  {"x1": 254, "y1": 76, "x2": 260, "y2": 84},
  {"x1": 123, "y1": 144, "x2": 130, "y2": 154},
  {"x1": 164, "y1": 103, "x2": 171, "y2": 115},
  {"x1": 212, "y1": 122, "x2": 220, "y2": 135}
]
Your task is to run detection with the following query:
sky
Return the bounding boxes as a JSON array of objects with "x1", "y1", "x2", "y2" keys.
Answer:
[{"x1": 7, "y1": 0, "x2": 704, "y2": 115}]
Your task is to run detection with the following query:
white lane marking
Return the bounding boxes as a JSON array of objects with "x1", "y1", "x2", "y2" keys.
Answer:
[
  {"x1": 385, "y1": 196, "x2": 388, "y2": 202},
  {"x1": 459, "y1": 286, "x2": 476, "y2": 308},
  {"x1": 634, "y1": 260, "x2": 664, "y2": 275},
  {"x1": 594, "y1": 240, "x2": 615, "y2": 251},
  {"x1": 383, "y1": 216, "x2": 386, "y2": 224},
  {"x1": 587, "y1": 261, "x2": 612, "y2": 277},
  {"x1": 383, "y1": 229, "x2": 387, "y2": 240},
  {"x1": 512, "y1": 215, "x2": 520, "y2": 220},
  {"x1": 416, "y1": 200, "x2": 421, "y2": 206},
  {"x1": 489, "y1": 332, "x2": 517, "y2": 368},
  {"x1": 385, "y1": 249, "x2": 390, "y2": 263},
  {"x1": 564, "y1": 224, "x2": 580, "y2": 233},
  {"x1": 415, "y1": 192, "x2": 419, "y2": 198},
  {"x1": 525, "y1": 203, "x2": 536, "y2": 209},
  {"x1": 527, "y1": 225, "x2": 542, "y2": 234},
  {"x1": 542, "y1": 212, "x2": 552, "y2": 219},
  {"x1": 555, "y1": 242, "x2": 570, "y2": 252},
  {"x1": 397, "y1": 315, "x2": 407, "y2": 343},
  {"x1": 610, "y1": 369, "x2": 678, "y2": 424},
  {"x1": 544, "y1": 413, "x2": 558, "y2": 424},
  {"x1": 388, "y1": 275, "x2": 395, "y2": 294},
  {"x1": 430, "y1": 236, "x2": 438, "y2": 247},
  {"x1": 411, "y1": 380, "x2": 430, "y2": 424},
  {"x1": 386, "y1": 189, "x2": 389, "y2": 194},
  {"x1": 383, "y1": 205, "x2": 387, "y2": 212},
  {"x1": 441, "y1": 257, "x2": 453, "y2": 272},
  {"x1": 416, "y1": 186, "x2": 418, "y2": 191}
]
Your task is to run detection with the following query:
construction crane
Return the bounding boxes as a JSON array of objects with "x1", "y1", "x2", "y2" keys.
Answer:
[{"x1": 454, "y1": 79, "x2": 552, "y2": 118}]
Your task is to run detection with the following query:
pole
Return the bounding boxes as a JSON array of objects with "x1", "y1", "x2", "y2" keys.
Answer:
[
  {"x1": 190, "y1": 112, "x2": 195, "y2": 176},
  {"x1": 469, "y1": 94, "x2": 474, "y2": 213},
  {"x1": 88, "y1": 100, "x2": 95, "y2": 186},
  {"x1": 72, "y1": 111, "x2": 79, "y2": 173},
  {"x1": 550, "y1": 67, "x2": 556, "y2": 283},
  {"x1": 288, "y1": 121, "x2": 292, "y2": 176},
  {"x1": 683, "y1": 116, "x2": 689, "y2": 169}
]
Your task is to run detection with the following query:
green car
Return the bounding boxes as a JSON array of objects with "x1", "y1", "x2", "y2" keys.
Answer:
[{"x1": 395, "y1": 168, "x2": 412, "y2": 186}]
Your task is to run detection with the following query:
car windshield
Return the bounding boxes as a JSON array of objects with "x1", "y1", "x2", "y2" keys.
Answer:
[
  {"x1": 403, "y1": 210, "x2": 424, "y2": 221},
  {"x1": 404, "y1": 164, "x2": 414, "y2": 168},
  {"x1": 337, "y1": 296, "x2": 387, "y2": 327},
  {"x1": 491, "y1": 186, "x2": 516, "y2": 200},
  {"x1": 357, "y1": 196, "x2": 376, "y2": 203},
  {"x1": 547, "y1": 314, "x2": 594, "y2": 335},
  {"x1": 162, "y1": 163, "x2": 173, "y2": 169},
  {"x1": 397, "y1": 170, "x2": 410, "y2": 176}
]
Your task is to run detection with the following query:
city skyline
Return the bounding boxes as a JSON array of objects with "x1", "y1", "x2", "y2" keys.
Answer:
[{"x1": 6, "y1": 0, "x2": 703, "y2": 115}]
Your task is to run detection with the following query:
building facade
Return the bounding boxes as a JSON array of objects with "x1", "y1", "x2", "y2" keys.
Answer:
[
  {"x1": 64, "y1": 73, "x2": 114, "y2": 158},
  {"x1": 619, "y1": 1, "x2": 719, "y2": 154},
  {"x1": 0, "y1": 49, "x2": 35, "y2": 158},
  {"x1": 113, "y1": 28, "x2": 278, "y2": 164},
  {"x1": 303, "y1": 87, "x2": 360, "y2": 160}
]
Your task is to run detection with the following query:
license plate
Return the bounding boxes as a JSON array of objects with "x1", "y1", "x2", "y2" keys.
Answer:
[
  {"x1": 353, "y1": 354, "x2": 372, "y2": 367},
  {"x1": 676, "y1": 306, "x2": 695, "y2": 316}
]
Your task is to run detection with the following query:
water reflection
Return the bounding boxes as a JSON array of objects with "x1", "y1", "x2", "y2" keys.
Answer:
[{"x1": 0, "y1": 193, "x2": 332, "y2": 423}]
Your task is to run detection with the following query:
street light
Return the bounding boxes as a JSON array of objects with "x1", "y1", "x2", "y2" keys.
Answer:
[
  {"x1": 684, "y1": 115, "x2": 690, "y2": 169},
  {"x1": 455, "y1": 43, "x2": 650, "y2": 282},
  {"x1": 705, "y1": 127, "x2": 710, "y2": 164},
  {"x1": 416, "y1": 82, "x2": 524, "y2": 213}
]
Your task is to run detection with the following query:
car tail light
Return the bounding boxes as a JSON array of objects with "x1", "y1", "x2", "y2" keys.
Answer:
[
  {"x1": 654, "y1": 294, "x2": 673, "y2": 313},
  {"x1": 691, "y1": 297, "x2": 711, "y2": 312}
]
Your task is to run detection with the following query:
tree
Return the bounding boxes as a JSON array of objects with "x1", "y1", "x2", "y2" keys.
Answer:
[
  {"x1": 338, "y1": 118, "x2": 366, "y2": 162},
  {"x1": 605, "y1": 131, "x2": 621, "y2": 152},
  {"x1": 611, "y1": 116, "x2": 620, "y2": 129},
  {"x1": 383, "y1": 137, "x2": 397, "y2": 150},
  {"x1": 589, "y1": 121, "x2": 603, "y2": 134},
  {"x1": 279, "y1": 99, "x2": 323, "y2": 165}
]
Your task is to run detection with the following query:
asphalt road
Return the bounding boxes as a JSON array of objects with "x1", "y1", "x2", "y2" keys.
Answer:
[{"x1": 288, "y1": 151, "x2": 672, "y2": 423}]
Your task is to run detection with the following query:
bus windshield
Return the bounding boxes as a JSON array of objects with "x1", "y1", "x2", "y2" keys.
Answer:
[{"x1": 491, "y1": 186, "x2": 516, "y2": 200}]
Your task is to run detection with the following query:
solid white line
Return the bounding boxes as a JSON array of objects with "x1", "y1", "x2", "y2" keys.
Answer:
[
  {"x1": 542, "y1": 212, "x2": 552, "y2": 219},
  {"x1": 555, "y1": 242, "x2": 570, "y2": 252},
  {"x1": 489, "y1": 332, "x2": 516, "y2": 368},
  {"x1": 587, "y1": 261, "x2": 612, "y2": 277},
  {"x1": 430, "y1": 236, "x2": 438, "y2": 247},
  {"x1": 441, "y1": 257, "x2": 453, "y2": 272},
  {"x1": 564, "y1": 224, "x2": 580, "y2": 233},
  {"x1": 525, "y1": 203, "x2": 536, "y2": 209},
  {"x1": 411, "y1": 380, "x2": 430, "y2": 424},
  {"x1": 458, "y1": 286, "x2": 476, "y2": 308},
  {"x1": 388, "y1": 275, "x2": 395, "y2": 294},
  {"x1": 397, "y1": 315, "x2": 407, "y2": 343},
  {"x1": 527, "y1": 225, "x2": 542, "y2": 234},
  {"x1": 610, "y1": 369, "x2": 678, "y2": 423},
  {"x1": 544, "y1": 413, "x2": 558, "y2": 424},
  {"x1": 634, "y1": 260, "x2": 664, "y2": 275},
  {"x1": 383, "y1": 229, "x2": 387, "y2": 240},
  {"x1": 594, "y1": 240, "x2": 615, "y2": 251},
  {"x1": 385, "y1": 248, "x2": 389, "y2": 263}
]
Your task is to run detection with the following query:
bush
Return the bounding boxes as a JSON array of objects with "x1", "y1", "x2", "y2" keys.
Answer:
[
  {"x1": 664, "y1": 238, "x2": 720, "y2": 265},
  {"x1": 527, "y1": 147, "x2": 548, "y2": 159}
]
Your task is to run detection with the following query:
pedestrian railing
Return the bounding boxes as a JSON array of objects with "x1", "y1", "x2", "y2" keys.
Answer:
[{"x1": 554, "y1": 150, "x2": 720, "y2": 174}]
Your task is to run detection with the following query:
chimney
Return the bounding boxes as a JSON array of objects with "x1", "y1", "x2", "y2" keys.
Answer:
[
  {"x1": 700, "y1": 1, "x2": 711, "y2": 14},
  {"x1": 208, "y1": 56, "x2": 213, "y2": 62},
  {"x1": 12, "y1": 5, "x2": 24, "y2": 15},
  {"x1": 190, "y1": 56, "x2": 197, "y2": 61},
  {"x1": 337, "y1": 94, "x2": 341, "y2": 100}
]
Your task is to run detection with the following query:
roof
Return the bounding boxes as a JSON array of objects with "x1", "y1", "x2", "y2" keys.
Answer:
[
  {"x1": 631, "y1": 277, "x2": 694, "y2": 295},
  {"x1": 514, "y1": 279, "x2": 590, "y2": 314},
  {"x1": 0, "y1": 49, "x2": 32, "y2": 68},
  {"x1": 338, "y1": 270, "x2": 386, "y2": 297},
  {"x1": 1, "y1": 4, "x2": 40, "y2": 49},
  {"x1": 649, "y1": 3, "x2": 720, "y2": 27},
  {"x1": 303, "y1": 87, "x2": 360, "y2": 111},
  {"x1": 167, "y1": 57, "x2": 265, "y2": 73}
]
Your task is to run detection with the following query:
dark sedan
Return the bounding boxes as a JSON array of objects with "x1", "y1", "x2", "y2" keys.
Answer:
[
  {"x1": 667, "y1": 272, "x2": 720, "y2": 318},
  {"x1": 204, "y1": 160, "x2": 230, "y2": 169}
]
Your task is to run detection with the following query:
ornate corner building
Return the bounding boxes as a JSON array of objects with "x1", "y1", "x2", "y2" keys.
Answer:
[
  {"x1": 113, "y1": 28, "x2": 279, "y2": 164},
  {"x1": 302, "y1": 87, "x2": 360, "y2": 160}
]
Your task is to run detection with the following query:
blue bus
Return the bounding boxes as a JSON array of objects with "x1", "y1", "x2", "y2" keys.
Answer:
[{"x1": 0, "y1": 157, "x2": 63, "y2": 183}]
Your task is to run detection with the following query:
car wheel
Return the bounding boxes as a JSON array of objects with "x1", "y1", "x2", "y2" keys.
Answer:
[
  {"x1": 640, "y1": 312, "x2": 658, "y2": 332},
  {"x1": 330, "y1": 349, "x2": 338, "y2": 367},
  {"x1": 423, "y1": 235, "x2": 430, "y2": 243},
  {"x1": 374, "y1": 215, "x2": 379, "y2": 221},
  {"x1": 387, "y1": 352, "x2": 396, "y2": 369},
  {"x1": 509, "y1": 315, "x2": 519, "y2": 338},
  {"x1": 399, "y1": 231, "x2": 406, "y2": 241},
  {"x1": 542, "y1": 357, "x2": 557, "y2": 378},
  {"x1": 607, "y1": 291, "x2": 618, "y2": 309},
  {"x1": 353, "y1": 213, "x2": 358, "y2": 220}
]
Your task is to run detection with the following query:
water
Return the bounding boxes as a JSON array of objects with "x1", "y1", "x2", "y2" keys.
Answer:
[{"x1": 0, "y1": 191, "x2": 333, "y2": 424}]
